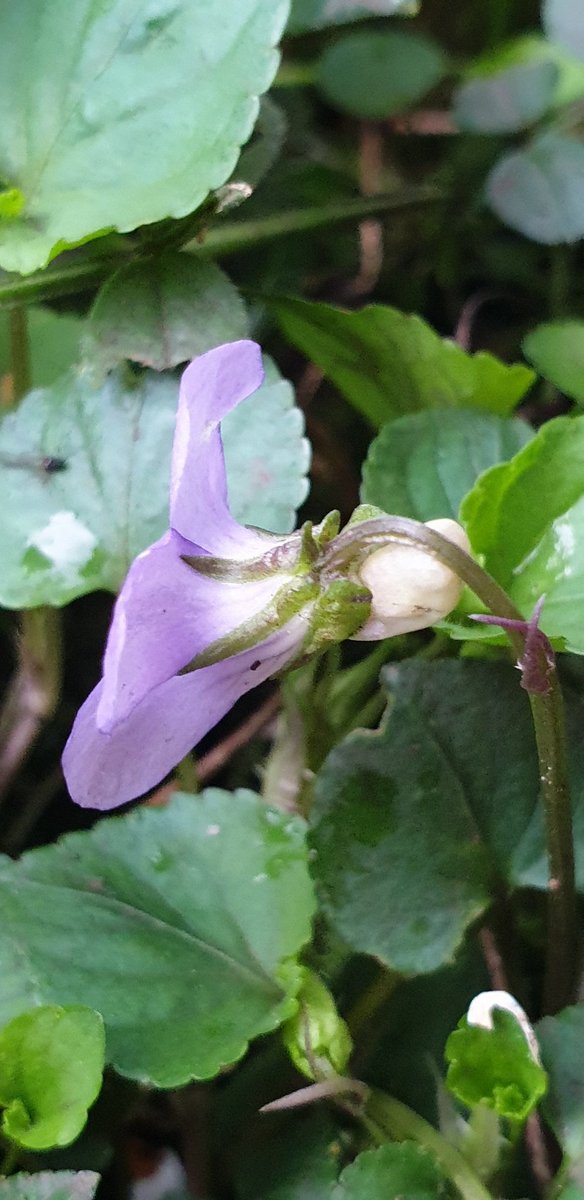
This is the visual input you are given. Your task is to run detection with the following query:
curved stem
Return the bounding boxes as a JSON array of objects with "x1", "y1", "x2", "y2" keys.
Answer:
[
  {"x1": 326, "y1": 516, "x2": 577, "y2": 1012},
  {"x1": 362, "y1": 1089, "x2": 493, "y2": 1200}
]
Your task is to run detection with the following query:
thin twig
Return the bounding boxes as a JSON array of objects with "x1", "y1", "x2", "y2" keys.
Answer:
[{"x1": 196, "y1": 689, "x2": 281, "y2": 784}]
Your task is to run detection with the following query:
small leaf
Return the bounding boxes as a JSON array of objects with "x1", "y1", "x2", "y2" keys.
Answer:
[
  {"x1": 0, "y1": 0, "x2": 288, "y2": 273},
  {"x1": 446, "y1": 1009, "x2": 547, "y2": 1122},
  {"x1": 317, "y1": 30, "x2": 447, "y2": 120},
  {"x1": 83, "y1": 254, "x2": 248, "y2": 376},
  {"x1": 0, "y1": 791, "x2": 315, "y2": 1086},
  {"x1": 0, "y1": 1173, "x2": 100, "y2": 1200},
  {"x1": 454, "y1": 60, "x2": 558, "y2": 134},
  {"x1": 461, "y1": 414, "x2": 584, "y2": 653},
  {"x1": 287, "y1": 0, "x2": 416, "y2": 35},
  {"x1": 487, "y1": 131, "x2": 584, "y2": 244},
  {"x1": 523, "y1": 320, "x2": 584, "y2": 403},
  {"x1": 336, "y1": 1144, "x2": 443, "y2": 1200},
  {"x1": 544, "y1": 0, "x2": 584, "y2": 63},
  {"x1": 361, "y1": 409, "x2": 532, "y2": 521},
  {"x1": 272, "y1": 297, "x2": 534, "y2": 426},
  {"x1": 0, "y1": 1006, "x2": 104, "y2": 1150},
  {"x1": 0, "y1": 356, "x2": 308, "y2": 608}
]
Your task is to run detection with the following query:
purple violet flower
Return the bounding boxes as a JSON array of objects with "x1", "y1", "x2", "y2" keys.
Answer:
[
  {"x1": 63, "y1": 339, "x2": 469, "y2": 811},
  {"x1": 63, "y1": 340, "x2": 360, "y2": 811}
]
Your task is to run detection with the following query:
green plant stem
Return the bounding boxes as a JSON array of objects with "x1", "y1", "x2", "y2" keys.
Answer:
[
  {"x1": 187, "y1": 189, "x2": 446, "y2": 257},
  {"x1": 0, "y1": 189, "x2": 445, "y2": 309},
  {"x1": 362, "y1": 1089, "x2": 493, "y2": 1200},
  {"x1": 325, "y1": 516, "x2": 577, "y2": 1013},
  {"x1": 8, "y1": 306, "x2": 30, "y2": 400}
]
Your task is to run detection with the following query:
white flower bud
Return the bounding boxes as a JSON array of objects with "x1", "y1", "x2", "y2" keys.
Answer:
[{"x1": 352, "y1": 518, "x2": 471, "y2": 641}]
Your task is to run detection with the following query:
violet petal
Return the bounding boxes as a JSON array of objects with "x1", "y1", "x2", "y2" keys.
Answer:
[
  {"x1": 63, "y1": 618, "x2": 307, "y2": 810},
  {"x1": 171, "y1": 340, "x2": 271, "y2": 558},
  {"x1": 97, "y1": 528, "x2": 287, "y2": 733}
]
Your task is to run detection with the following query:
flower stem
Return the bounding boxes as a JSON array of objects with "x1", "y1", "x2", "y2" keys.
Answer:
[
  {"x1": 362, "y1": 1089, "x2": 493, "y2": 1200},
  {"x1": 326, "y1": 516, "x2": 578, "y2": 1013},
  {"x1": 8, "y1": 306, "x2": 31, "y2": 400}
]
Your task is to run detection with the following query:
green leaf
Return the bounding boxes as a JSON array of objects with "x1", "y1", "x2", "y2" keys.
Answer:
[
  {"x1": 487, "y1": 131, "x2": 584, "y2": 244},
  {"x1": 539, "y1": 1004, "x2": 584, "y2": 1160},
  {"x1": 83, "y1": 253, "x2": 248, "y2": 377},
  {"x1": 0, "y1": 308, "x2": 82, "y2": 390},
  {"x1": 454, "y1": 60, "x2": 558, "y2": 134},
  {"x1": 523, "y1": 320, "x2": 584, "y2": 403},
  {"x1": 0, "y1": 356, "x2": 308, "y2": 608},
  {"x1": 287, "y1": 0, "x2": 416, "y2": 34},
  {"x1": 317, "y1": 30, "x2": 447, "y2": 120},
  {"x1": 0, "y1": 791, "x2": 315, "y2": 1087},
  {"x1": 272, "y1": 297, "x2": 534, "y2": 427},
  {"x1": 0, "y1": 1174, "x2": 100, "y2": 1200},
  {"x1": 0, "y1": 0, "x2": 288, "y2": 274},
  {"x1": 361, "y1": 409, "x2": 532, "y2": 521},
  {"x1": 544, "y1": 0, "x2": 584, "y2": 62},
  {"x1": 312, "y1": 656, "x2": 584, "y2": 945},
  {"x1": 336, "y1": 1144, "x2": 443, "y2": 1200},
  {"x1": 445, "y1": 1010, "x2": 547, "y2": 1123},
  {"x1": 309, "y1": 668, "x2": 491, "y2": 975},
  {"x1": 0, "y1": 1006, "x2": 104, "y2": 1150},
  {"x1": 461, "y1": 414, "x2": 584, "y2": 653}
]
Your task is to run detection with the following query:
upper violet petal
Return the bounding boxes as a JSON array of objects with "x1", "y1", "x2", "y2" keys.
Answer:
[
  {"x1": 171, "y1": 340, "x2": 271, "y2": 557},
  {"x1": 97, "y1": 528, "x2": 286, "y2": 733},
  {"x1": 63, "y1": 618, "x2": 307, "y2": 810}
]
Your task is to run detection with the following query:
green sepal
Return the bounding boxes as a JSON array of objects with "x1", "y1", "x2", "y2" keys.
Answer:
[
  {"x1": 347, "y1": 503, "x2": 387, "y2": 525},
  {"x1": 304, "y1": 580, "x2": 371, "y2": 655},
  {"x1": 445, "y1": 1011, "x2": 548, "y2": 1123},
  {"x1": 282, "y1": 966, "x2": 353, "y2": 1080},
  {"x1": 183, "y1": 576, "x2": 320, "y2": 671}
]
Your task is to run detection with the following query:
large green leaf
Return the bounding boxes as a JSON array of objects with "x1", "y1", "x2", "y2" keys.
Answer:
[
  {"x1": 0, "y1": 791, "x2": 315, "y2": 1087},
  {"x1": 0, "y1": 1006, "x2": 104, "y2": 1150},
  {"x1": 311, "y1": 657, "x2": 584, "y2": 971},
  {"x1": 544, "y1": 0, "x2": 584, "y2": 62},
  {"x1": 336, "y1": 1144, "x2": 443, "y2": 1200},
  {"x1": 361, "y1": 409, "x2": 532, "y2": 521},
  {"x1": 287, "y1": 0, "x2": 415, "y2": 34},
  {"x1": 309, "y1": 666, "x2": 493, "y2": 975},
  {"x1": 0, "y1": 0, "x2": 288, "y2": 274},
  {"x1": 83, "y1": 253, "x2": 248, "y2": 377},
  {"x1": 317, "y1": 30, "x2": 447, "y2": 120},
  {"x1": 272, "y1": 297, "x2": 534, "y2": 427},
  {"x1": 523, "y1": 320, "x2": 584, "y2": 403},
  {"x1": 487, "y1": 131, "x2": 584, "y2": 244},
  {"x1": 461, "y1": 415, "x2": 584, "y2": 653},
  {"x1": 0, "y1": 356, "x2": 308, "y2": 608},
  {"x1": 0, "y1": 1175, "x2": 99, "y2": 1200}
]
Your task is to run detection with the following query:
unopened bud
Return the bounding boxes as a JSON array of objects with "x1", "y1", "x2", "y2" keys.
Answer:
[{"x1": 352, "y1": 518, "x2": 471, "y2": 641}]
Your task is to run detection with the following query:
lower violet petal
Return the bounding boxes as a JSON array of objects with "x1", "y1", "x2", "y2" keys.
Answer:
[{"x1": 63, "y1": 616, "x2": 307, "y2": 810}]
